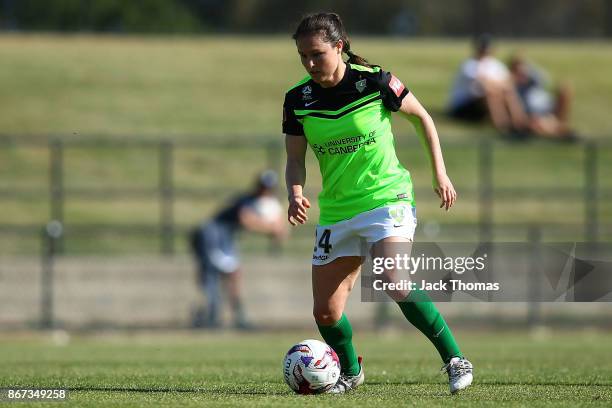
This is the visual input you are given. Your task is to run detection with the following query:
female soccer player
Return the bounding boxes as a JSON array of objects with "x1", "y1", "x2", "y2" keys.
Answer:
[{"x1": 283, "y1": 13, "x2": 473, "y2": 394}]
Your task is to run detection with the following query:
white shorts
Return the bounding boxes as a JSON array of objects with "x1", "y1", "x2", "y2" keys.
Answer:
[{"x1": 312, "y1": 205, "x2": 417, "y2": 266}]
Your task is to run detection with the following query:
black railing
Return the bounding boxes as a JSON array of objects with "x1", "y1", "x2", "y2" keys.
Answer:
[{"x1": 0, "y1": 136, "x2": 610, "y2": 255}]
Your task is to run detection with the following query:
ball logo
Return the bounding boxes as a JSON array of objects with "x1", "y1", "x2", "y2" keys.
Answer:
[
  {"x1": 389, "y1": 75, "x2": 405, "y2": 97},
  {"x1": 284, "y1": 357, "x2": 292, "y2": 380}
]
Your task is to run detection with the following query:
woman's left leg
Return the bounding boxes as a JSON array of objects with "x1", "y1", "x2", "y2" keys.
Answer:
[
  {"x1": 370, "y1": 236, "x2": 462, "y2": 363},
  {"x1": 371, "y1": 236, "x2": 473, "y2": 393}
]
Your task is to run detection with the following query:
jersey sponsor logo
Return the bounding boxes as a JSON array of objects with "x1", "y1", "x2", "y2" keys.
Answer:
[
  {"x1": 312, "y1": 144, "x2": 326, "y2": 155},
  {"x1": 302, "y1": 85, "x2": 313, "y2": 100},
  {"x1": 304, "y1": 100, "x2": 318, "y2": 107},
  {"x1": 355, "y1": 79, "x2": 367, "y2": 93},
  {"x1": 327, "y1": 138, "x2": 376, "y2": 155},
  {"x1": 389, "y1": 75, "x2": 405, "y2": 97},
  {"x1": 313, "y1": 131, "x2": 378, "y2": 156}
]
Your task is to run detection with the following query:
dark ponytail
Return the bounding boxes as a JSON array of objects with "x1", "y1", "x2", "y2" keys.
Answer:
[
  {"x1": 344, "y1": 49, "x2": 370, "y2": 68},
  {"x1": 292, "y1": 12, "x2": 373, "y2": 68}
]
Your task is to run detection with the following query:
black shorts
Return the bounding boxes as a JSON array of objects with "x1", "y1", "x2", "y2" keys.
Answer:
[{"x1": 449, "y1": 98, "x2": 488, "y2": 122}]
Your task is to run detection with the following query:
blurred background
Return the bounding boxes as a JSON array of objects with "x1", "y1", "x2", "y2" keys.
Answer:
[{"x1": 1, "y1": 0, "x2": 611, "y2": 332}]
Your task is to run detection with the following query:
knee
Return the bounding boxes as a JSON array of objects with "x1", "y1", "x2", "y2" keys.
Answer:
[
  {"x1": 313, "y1": 306, "x2": 342, "y2": 326},
  {"x1": 557, "y1": 83, "x2": 573, "y2": 100}
]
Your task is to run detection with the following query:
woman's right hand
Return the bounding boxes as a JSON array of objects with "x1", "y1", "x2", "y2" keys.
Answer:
[{"x1": 288, "y1": 194, "x2": 311, "y2": 226}]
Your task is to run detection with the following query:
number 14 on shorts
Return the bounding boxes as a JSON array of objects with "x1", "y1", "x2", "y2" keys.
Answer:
[{"x1": 314, "y1": 229, "x2": 332, "y2": 253}]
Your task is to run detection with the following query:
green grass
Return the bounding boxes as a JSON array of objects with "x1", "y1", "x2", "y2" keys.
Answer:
[
  {"x1": 2, "y1": 139, "x2": 610, "y2": 254},
  {"x1": 1, "y1": 330, "x2": 611, "y2": 407},
  {"x1": 1, "y1": 35, "x2": 612, "y2": 253},
  {"x1": 1, "y1": 35, "x2": 612, "y2": 138}
]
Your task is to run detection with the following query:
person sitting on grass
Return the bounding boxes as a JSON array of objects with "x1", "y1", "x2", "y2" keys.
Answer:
[
  {"x1": 508, "y1": 53, "x2": 578, "y2": 142},
  {"x1": 447, "y1": 34, "x2": 528, "y2": 138}
]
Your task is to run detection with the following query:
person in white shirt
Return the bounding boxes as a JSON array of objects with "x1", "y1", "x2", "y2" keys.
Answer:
[{"x1": 448, "y1": 35, "x2": 527, "y2": 135}]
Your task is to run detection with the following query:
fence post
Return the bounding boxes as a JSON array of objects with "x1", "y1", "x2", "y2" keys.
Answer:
[
  {"x1": 159, "y1": 141, "x2": 175, "y2": 255},
  {"x1": 266, "y1": 140, "x2": 282, "y2": 174},
  {"x1": 584, "y1": 142, "x2": 598, "y2": 242},
  {"x1": 478, "y1": 140, "x2": 493, "y2": 242},
  {"x1": 40, "y1": 220, "x2": 63, "y2": 329},
  {"x1": 527, "y1": 225, "x2": 542, "y2": 327},
  {"x1": 266, "y1": 140, "x2": 283, "y2": 254},
  {"x1": 49, "y1": 139, "x2": 64, "y2": 253}
]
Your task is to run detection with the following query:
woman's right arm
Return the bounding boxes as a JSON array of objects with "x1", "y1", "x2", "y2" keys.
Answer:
[{"x1": 285, "y1": 135, "x2": 311, "y2": 226}]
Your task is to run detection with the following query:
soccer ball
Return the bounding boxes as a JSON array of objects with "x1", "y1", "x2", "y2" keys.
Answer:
[{"x1": 282, "y1": 339, "x2": 341, "y2": 394}]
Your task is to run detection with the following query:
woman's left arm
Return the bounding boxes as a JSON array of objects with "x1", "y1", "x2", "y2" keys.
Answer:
[{"x1": 398, "y1": 92, "x2": 457, "y2": 211}]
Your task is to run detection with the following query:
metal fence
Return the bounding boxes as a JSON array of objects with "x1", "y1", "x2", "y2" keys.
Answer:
[
  {"x1": 1, "y1": 135, "x2": 612, "y2": 330},
  {"x1": 0, "y1": 136, "x2": 610, "y2": 256}
]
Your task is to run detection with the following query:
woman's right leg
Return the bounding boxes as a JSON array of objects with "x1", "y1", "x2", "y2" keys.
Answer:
[
  {"x1": 312, "y1": 256, "x2": 363, "y2": 376},
  {"x1": 224, "y1": 268, "x2": 251, "y2": 328}
]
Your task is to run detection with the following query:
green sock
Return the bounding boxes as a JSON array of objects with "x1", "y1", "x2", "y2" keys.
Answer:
[
  {"x1": 397, "y1": 289, "x2": 462, "y2": 363},
  {"x1": 317, "y1": 314, "x2": 360, "y2": 375}
]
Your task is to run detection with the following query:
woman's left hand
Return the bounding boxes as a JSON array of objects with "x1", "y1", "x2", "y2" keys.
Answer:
[{"x1": 433, "y1": 173, "x2": 457, "y2": 211}]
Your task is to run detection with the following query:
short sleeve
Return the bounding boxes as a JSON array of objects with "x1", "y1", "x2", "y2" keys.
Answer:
[
  {"x1": 376, "y1": 70, "x2": 410, "y2": 112},
  {"x1": 282, "y1": 95, "x2": 304, "y2": 136}
]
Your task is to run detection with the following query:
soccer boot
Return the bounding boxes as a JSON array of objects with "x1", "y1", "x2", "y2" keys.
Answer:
[
  {"x1": 443, "y1": 356, "x2": 473, "y2": 394},
  {"x1": 329, "y1": 356, "x2": 364, "y2": 394}
]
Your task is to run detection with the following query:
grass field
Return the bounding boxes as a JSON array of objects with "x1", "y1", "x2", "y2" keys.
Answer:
[
  {"x1": 1, "y1": 330, "x2": 611, "y2": 407},
  {"x1": 1, "y1": 35, "x2": 612, "y2": 139},
  {"x1": 1, "y1": 35, "x2": 612, "y2": 253},
  {"x1": 1, "y1": 36, "x2": 611, "y2": 408}
]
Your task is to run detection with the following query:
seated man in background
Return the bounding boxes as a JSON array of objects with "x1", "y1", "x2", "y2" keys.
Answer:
[
  {"x1": 508, "y1": 54, "x2": 577, "y2": 141},
  {"x1": 448, "y1": 35, "x2": 528, "y2": 136}
]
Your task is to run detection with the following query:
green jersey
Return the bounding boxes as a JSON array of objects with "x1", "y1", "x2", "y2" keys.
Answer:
[{"x1": 283, "y1": 63, "x2": 415, "y2": 225}]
